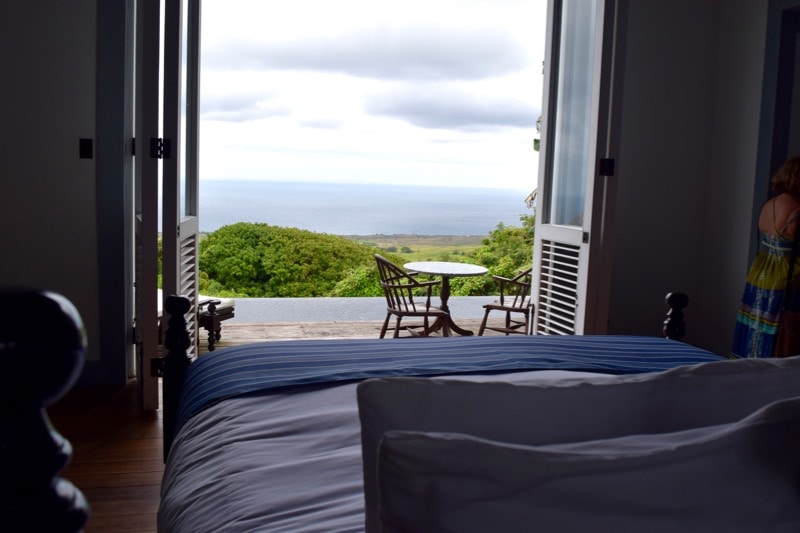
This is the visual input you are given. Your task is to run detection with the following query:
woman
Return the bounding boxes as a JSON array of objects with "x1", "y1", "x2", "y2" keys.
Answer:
[{"x1": 732, "y1": 156, "x2": 800, "y2": 357}]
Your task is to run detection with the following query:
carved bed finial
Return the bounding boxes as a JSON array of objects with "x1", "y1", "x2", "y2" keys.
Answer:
[
  {"x1": 163, "y1": 294, "x2": 192, "y2": 462},
  {"x1": 0, "y1": 288, "x2": 90, "y2": 531},
  {"x1": 663, "y1": 292, "x2": 689, "y2": 341}
]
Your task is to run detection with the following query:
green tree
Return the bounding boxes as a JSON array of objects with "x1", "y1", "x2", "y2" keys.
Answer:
[
  {"x1": 198, "y1": 217, "x2": 535, "y2": 298},
  {"x1": 450, "y1": 214, "x2": 535, "y2": 296},
  {"x1": 199, "y1": 222, "x2": 383, "y2": 297},
  {"x1": 330, "y1": 264, "x2": 384, "y2": 297}
]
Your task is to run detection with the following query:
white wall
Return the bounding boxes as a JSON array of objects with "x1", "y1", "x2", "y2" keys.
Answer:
[
  {"x1": 697, "y1": 0, "x2": 768, "y2": 355},
  {"x1": 606, "y1": 0, "x2": 767, "y2": 354},
  {"x1": 0, "y1": 1, "x2": 101, "y2": 361},
  {"x1": 607, "y1": 0, "x2": 719, "y2": 339}
]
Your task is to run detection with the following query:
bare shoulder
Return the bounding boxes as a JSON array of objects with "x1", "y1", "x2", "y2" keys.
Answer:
[
  {"x1": 758, "y1": 194, "x2": 800, "y2": 236},
  {"x1": 777, "y1": 193, "x2": 800, "y2": 237}
]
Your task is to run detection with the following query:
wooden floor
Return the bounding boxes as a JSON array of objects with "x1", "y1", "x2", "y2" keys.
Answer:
[
  {"x1": 47, "y1": 381, "x2": 164, "y2": 532},
  {"x1": 47, "y1": 318, "x2": 505, "y2": 532}
]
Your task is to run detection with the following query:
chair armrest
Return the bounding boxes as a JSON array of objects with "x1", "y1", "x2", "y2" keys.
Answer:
[
  {"x1": 491, "y1": 275, "x2": 529, "y2": 304},
  {"x1": 382, "y1": 279, "x2": 441, "y2": 311},
  {"x1": 383, "y1": 279, "x2": 440, "y2": 290},
  {"x1": 382, "y1": 280, "x2": 436, "y2": 291},
  {"x1": 417, "y1": 279, "x2": 442, "y2": 309}
]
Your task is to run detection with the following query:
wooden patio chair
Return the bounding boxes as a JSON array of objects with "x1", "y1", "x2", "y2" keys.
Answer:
[
  {"x1": 478, "y1": 267, "x2": 533, "y2": 336},
  {"x1": 374, "y1": 254, "x2": 450, "y2": 338}
]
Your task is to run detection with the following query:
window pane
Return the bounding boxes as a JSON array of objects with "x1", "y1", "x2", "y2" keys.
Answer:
[
  {"x1": 179, "y1": 0, "x2": 188, "y2": 219},
  {"x1": 548, "y1": 0, "x2": 597, "y2": 227}
]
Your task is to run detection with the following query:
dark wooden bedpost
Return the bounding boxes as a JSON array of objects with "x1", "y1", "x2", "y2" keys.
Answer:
[
  {"x1": 0, "y1": 288, "x2": 90, "y2": 532},
  {"x1": 162, "y1": 294, "x2": 192, "y2": 462},
  {"x1": 663, "y1": 292, "x2": 688, "y2": 341}
]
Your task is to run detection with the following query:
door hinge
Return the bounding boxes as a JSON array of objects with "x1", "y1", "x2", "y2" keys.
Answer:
[
  {"x1": 583, "y1": 232, "x2": 589, "y2": 243},
  {"x1": 150, "y1": 137, "x2": 172, "y2": 159},
  {"x1": 599, "y1": 158, "x2": 615, "y2": 177},
  {"x1": 151, "y1": 356, "x2": 165, "y2": 378}
]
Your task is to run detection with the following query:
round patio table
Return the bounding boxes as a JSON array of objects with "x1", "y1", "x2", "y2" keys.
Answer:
[{"x1": 404, "y1": 261, "x2": 488, "y2": 336}]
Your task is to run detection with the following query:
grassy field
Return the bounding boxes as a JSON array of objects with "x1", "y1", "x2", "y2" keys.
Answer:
[{"x1": 344, "y1": 234, "x2": 486, "y2": 262}]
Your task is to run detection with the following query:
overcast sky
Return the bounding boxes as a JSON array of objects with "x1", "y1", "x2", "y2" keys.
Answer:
[{"x1": 198, "y1": 0, "x2": 547, "y2": 190}]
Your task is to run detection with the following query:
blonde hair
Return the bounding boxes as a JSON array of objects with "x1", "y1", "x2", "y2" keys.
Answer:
[{"x1": 771, "y1": 156, "x2": 800, "y2": 196}]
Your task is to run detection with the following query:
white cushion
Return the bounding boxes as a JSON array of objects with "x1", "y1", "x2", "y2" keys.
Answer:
[
  {"x1": 198, "y1": 295, "x2": 235, "y2": 312},
  {"x1": 156, "y1": 289, "x2": 235, "y2": 316},
  {"x1": 376, "y1": 397, "x2": 800, "y2": 533},
  {"x1": 357, "y1": 356, "x2": 800, "y2": 532}
]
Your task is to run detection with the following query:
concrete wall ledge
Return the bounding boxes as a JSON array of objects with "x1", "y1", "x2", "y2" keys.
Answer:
[{"x1": 231, "y1": 296, "x2": 499, "y2": 323}]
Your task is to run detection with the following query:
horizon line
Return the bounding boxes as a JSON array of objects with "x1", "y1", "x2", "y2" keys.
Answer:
[{"x1": 199, "y1": 177, "x2": 533, "y2": 191}]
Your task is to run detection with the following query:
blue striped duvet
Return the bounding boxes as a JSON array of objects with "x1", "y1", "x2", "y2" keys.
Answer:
[{"x1": 175, "y1": 335, "x2": 723, "y2": 433}]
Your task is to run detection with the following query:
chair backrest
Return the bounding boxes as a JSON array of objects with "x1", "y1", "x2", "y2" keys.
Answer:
[
  {"x1": 374, "y1": 254, "x2": 429, "y2": 313},
  {"x1": 501, "y1": 267, "x2": 533, "y2": 309}
]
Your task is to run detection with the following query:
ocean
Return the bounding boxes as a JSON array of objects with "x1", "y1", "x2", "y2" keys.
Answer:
[{"x1": 199, "y1": 180, "x2": 532, "y2": 236}]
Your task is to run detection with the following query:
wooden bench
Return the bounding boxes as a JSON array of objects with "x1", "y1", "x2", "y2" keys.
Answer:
[
  {"x1": 157, "y1": 290, "x2": 236, "y2": 352},
  {"x1": 198, "y1": 297, "x2": 235, "y2": 351}
]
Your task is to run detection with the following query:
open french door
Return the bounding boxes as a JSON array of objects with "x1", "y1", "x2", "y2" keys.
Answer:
[
  {"x1": 134, "y1": 0, "x2": 200, "y2": 410},
  {"x1": 531, "y1": 0, "x2": 620, "y2": 335},
  {"x1": 162, "y1": 0, "x2": 201, "y2": 358}
]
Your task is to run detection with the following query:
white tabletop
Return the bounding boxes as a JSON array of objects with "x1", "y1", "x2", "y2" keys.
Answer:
[{"x1": 404, "y1": 261, "x2": 488, "y2": 277}]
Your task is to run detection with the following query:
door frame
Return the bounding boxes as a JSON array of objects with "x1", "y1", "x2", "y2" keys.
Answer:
[
  {"x1": 754, "y1": 1, "x2": 800, "y2": 262},
  {"x1": 133, "y1": 0, "x2": 162, "y2": 410}
]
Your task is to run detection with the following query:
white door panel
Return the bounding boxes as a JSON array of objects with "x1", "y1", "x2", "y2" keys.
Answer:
[
  {"x1": 162, "y1": 0, "x2": 201, "y2": 358},
  {"x1": 533, "y1": 0, "x2": 618, "y2": 335},
  {"x1": 134, "y1": 0, "x2": 200, "y2": 410}
]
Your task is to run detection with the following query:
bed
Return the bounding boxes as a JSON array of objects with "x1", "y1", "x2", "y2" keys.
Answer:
[
  {"x1": 155, "y1": 294, "x2": 800, "y2": 532},
  {"x1": 10, "y1": 289, "x2": 800, "y2": 532}
]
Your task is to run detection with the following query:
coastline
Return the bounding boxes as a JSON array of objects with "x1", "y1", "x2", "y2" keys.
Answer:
[
  {"x1": 343, "y1": 234, "x2": 486, "y2": 245},
  {"x1": 343, "y1": 234, "x2": 485, "y2": 261}
]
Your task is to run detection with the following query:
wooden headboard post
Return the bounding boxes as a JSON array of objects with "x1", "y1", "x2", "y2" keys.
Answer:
[
  {"x1": 663, "y1": 292, "x2": 688, "y2": 341},
  {"x1": 162, "y1": 294, "x2": 192, "y2": 462},
  {"x1": 0, "y1": 288, "x2": 90, "y2": 531}
]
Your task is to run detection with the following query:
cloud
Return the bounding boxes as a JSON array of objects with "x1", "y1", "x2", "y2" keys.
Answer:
[
  {"x1": 204, "y1": 24, "x2": 529, "y2": 81},
  {"x1": 197, "y1": 0, "x2": 547, "y2": 189},
  {"x1": 298, "y1": 118, "x2": 345, "y2": 129},
  {"x1": 364, "y1": 86, "x2": 539, "y2": 131},
  {"x1": 201, "y1": 91, "x2": 292, "y2": 122}
]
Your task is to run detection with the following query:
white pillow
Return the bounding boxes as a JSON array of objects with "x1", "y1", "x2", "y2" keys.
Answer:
[
  {"x1": 377, "y1": 397, "x2": 800, "y2": 533},
  {"x1": 357, "y1": 356, "x2": 800, "y2": 532}
]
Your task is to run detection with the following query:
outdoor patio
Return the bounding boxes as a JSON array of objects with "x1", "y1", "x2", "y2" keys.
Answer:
[{"x1": 198, "y1": 296, "x2": 508, "y2": 354}]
